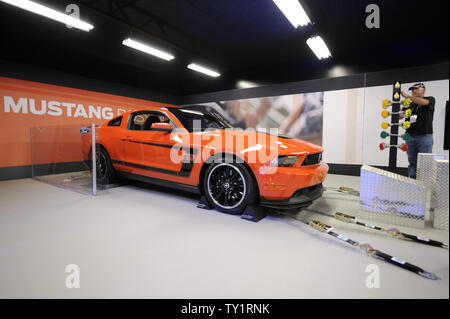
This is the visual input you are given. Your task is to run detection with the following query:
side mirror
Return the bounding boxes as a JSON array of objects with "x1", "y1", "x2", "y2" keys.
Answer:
[{"x1": 151, "y1": 122, "x2": 172, "y2": 132}]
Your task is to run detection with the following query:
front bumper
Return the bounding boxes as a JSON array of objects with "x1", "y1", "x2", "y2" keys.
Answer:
[
  {"x1": 256, "y1": 161, "x2": 328, "y2": 200},
  {"x1": 260, "y1": 183, "x2": 324, "y2": 210}
]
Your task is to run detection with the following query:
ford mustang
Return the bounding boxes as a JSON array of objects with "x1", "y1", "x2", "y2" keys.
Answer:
[{"x1": 81, "y1": 105, "x2": 328, "y2": 214}]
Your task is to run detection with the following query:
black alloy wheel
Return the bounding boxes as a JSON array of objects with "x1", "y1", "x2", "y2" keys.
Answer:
[{"x1": 204, "y1": 160, "x2": 258, "y2": 214}]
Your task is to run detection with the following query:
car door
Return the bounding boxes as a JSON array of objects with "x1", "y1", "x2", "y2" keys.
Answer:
[{"x1": 121, "y1": 110, "x2": 181, "y2": 182}]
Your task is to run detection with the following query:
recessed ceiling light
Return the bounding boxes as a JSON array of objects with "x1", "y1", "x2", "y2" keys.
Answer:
[
  {"x1": 272, "y1": 0, "x2": 311, "y2": 28},
  {"x1": 306, "y1": 36, "x2": 332, "y2": 60},
  {"x1": 237, "y1": 80, "x2": 260, "y2": 89},
  {"x1": 122, "y1": 38, "x2": 175, "y2": 61},
  {"x1": 0, "y1": 0, "x2": 94, "y2": 31},
  {"x1": 187, "y1": 63, "x2": 221, "y2": 78}
]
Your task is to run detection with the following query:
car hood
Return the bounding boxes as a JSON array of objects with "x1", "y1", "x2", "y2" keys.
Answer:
[{"x1": 188, "y1": 129, "x2": 323, "y2": 155}]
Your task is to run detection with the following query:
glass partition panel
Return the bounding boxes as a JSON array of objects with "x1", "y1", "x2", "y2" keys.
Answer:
[{"x1": 30, "y1": 124, "x2": 97, "y2": 195}]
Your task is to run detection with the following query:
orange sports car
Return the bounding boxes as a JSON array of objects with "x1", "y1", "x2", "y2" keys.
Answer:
[{"x1": 82, "y1": 105, "x2": 328, "y2": 214}]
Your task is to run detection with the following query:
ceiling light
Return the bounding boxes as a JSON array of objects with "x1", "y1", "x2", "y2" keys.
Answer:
[
  {"x1": 122, "y1": 38, "x2": 175, "y2": 61},
  {"x1": 272, "y1": 0, "x2": 310, "y2": 28},
  {"x1": 237, "y1": 80, "x2": 260, "y2": 89},
  {"x1": 187, "y1": 63, "x2": 220, "y2": 78},
  {"x1": 327, "y1": 65, "x2": 348, "y2": 77},
  {"x1": 306, "y1": 36, "x2": 331, "y2": 60},
  {"x1": 0, "y1": 0, "x2": 94, "y2": 31}
]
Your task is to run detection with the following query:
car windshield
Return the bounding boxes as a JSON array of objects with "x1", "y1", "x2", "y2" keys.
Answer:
[{"x1": 169, "y1": 108, "x2": 233, "y2": 132}]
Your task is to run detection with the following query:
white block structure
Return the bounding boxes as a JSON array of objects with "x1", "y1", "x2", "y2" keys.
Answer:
[
  {"x1": 417, "y1": 153, "x2": 446, "y2": 187},
  {"x1": 432, "y1": 159, "x2": 449, "y2": 231},
  {"x1": 359, "y1": 165, "x2": 427, "y2": 228},
  {"x1": 417, "y1": 153, "x2": 446, "y2": 214}
]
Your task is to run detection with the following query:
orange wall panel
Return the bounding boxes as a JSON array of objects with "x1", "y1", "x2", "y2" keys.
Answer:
[{"x1": 0, "y1": 76, "x2": 176, "y2": 167}]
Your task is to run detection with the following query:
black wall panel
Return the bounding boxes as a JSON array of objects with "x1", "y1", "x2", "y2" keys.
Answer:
[{"x1": 180, "y1": 63, "x2": 449, "y2": 105}]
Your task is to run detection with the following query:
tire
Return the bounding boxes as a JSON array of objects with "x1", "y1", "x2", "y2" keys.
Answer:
[
  {"x1": 95, "y1": 146, "x2": 116, "y2": 185},
  {"x1": 203, "y1": 159, "x2": 258, "y2": 214}
]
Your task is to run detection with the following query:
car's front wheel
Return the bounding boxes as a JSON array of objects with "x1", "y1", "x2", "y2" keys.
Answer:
[{"x1": 204, "y1": 161, "x2": 257, "y2": 214}]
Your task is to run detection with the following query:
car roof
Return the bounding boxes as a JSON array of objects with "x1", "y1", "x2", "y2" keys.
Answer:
[{"x1": 124, "y1": 105, "x2": 180, "y2": 114}]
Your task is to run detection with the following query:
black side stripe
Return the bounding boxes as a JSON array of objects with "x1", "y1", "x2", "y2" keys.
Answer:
[
  {"x1": 112, "y1": 160, "x2": 178, "y2": 176},
  {"x1": 122, "y1": 139, "x2": 199, "y2": 156},
  {"x1": 121, "y1": 139, "x2": 173, "y2": 149},
  {"x1": 111, "y1": 150, "x2": 198, "y2": 178},
  {"x1": 117, "y1": 140, "x2": 199, "y2": 177},
  {"x1": 179, "y1": 147, "x2": 198, "y2": 178},
  {"x1": 179, "y1": 162, "x2": 194, "y2": 177}
]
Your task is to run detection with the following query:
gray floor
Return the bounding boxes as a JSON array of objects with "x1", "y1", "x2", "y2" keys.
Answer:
[{"x1": 0, "y1": 174, "x2": 448, "y2": 298}]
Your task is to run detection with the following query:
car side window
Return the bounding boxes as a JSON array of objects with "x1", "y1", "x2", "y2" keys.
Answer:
[
  {"x1": 129, "y1": 112, "x2": 170, "y2": 131},
  {"x1": 108, "y1": 116, "x2": 122, "y2": 127}
]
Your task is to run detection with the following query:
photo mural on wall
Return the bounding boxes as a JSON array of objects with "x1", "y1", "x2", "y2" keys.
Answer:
[{"x1": 194, "y1": 92, "x2": 324, "y2": 146}]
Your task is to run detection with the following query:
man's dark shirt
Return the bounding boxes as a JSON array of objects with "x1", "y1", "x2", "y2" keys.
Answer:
[{"x1": 403, "y1": 96, "x2": 435, "y2": 136}]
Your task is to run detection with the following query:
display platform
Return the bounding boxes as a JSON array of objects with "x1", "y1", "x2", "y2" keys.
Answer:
[
  {"x1": 0, "y1": 174, "x2": 447, "y2": 298},
  {"x1": 34, "y1": 171, "x2": 123, "y2": 195}
]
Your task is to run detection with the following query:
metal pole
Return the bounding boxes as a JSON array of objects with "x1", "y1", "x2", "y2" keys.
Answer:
[
  {"x1": 389, "y1": 104, "x2": 399, "y2": 172},
  {"x1": 30, "y1": 127, "x2": 34, "y2": 178},
  {"x1": 389, "y1": 81, "x2": 401, "y2": 173},
  {"x1": 91, "y1": 124, "x2": 97, "y2": 196}
]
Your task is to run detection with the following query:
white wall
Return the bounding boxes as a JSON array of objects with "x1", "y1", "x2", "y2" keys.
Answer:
[
  {"x1": 323, "y1": 88, "x2": 365, "y2": 164},
  {"x1": 323, "y1": 79, "x2": 449, "y2": 167}
]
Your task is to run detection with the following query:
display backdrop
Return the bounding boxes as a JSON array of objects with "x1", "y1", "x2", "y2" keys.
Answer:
[
  {"x1": 198, "y1": 92, "x2": 324, "y2": 146},
  {"x1": 198, "y1": 80, "x2": 449, "y2": 169},
  {"x1": 0, "y1": 76, "x2": 175, "y2": 168}
]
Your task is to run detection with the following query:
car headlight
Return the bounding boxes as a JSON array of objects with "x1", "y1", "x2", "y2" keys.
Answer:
[{"x1": 270, "y1": 155, "x2": 300, "y2": 167}]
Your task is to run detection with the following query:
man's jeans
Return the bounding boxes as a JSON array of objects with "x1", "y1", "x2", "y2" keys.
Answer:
[{"x1": 406, "y1": 134, "x2": 434, "y2": 179}]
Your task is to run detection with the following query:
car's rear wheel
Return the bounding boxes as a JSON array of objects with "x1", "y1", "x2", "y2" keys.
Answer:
[
  {"x1": 95, "y1": 147, "x2": 115, "y2": 185},
  {"x1": 204, "y1": 160, "x2": 257, "y2": 214}
]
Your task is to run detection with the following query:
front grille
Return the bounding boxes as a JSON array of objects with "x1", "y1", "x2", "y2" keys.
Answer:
[{"x1": 302, "y1": 153, "x2": 322, "y2": 166}]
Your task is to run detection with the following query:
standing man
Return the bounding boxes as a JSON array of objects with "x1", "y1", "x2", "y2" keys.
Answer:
[{"x1": 401, "y1": 83, "x2": 435, "y2": 179}]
